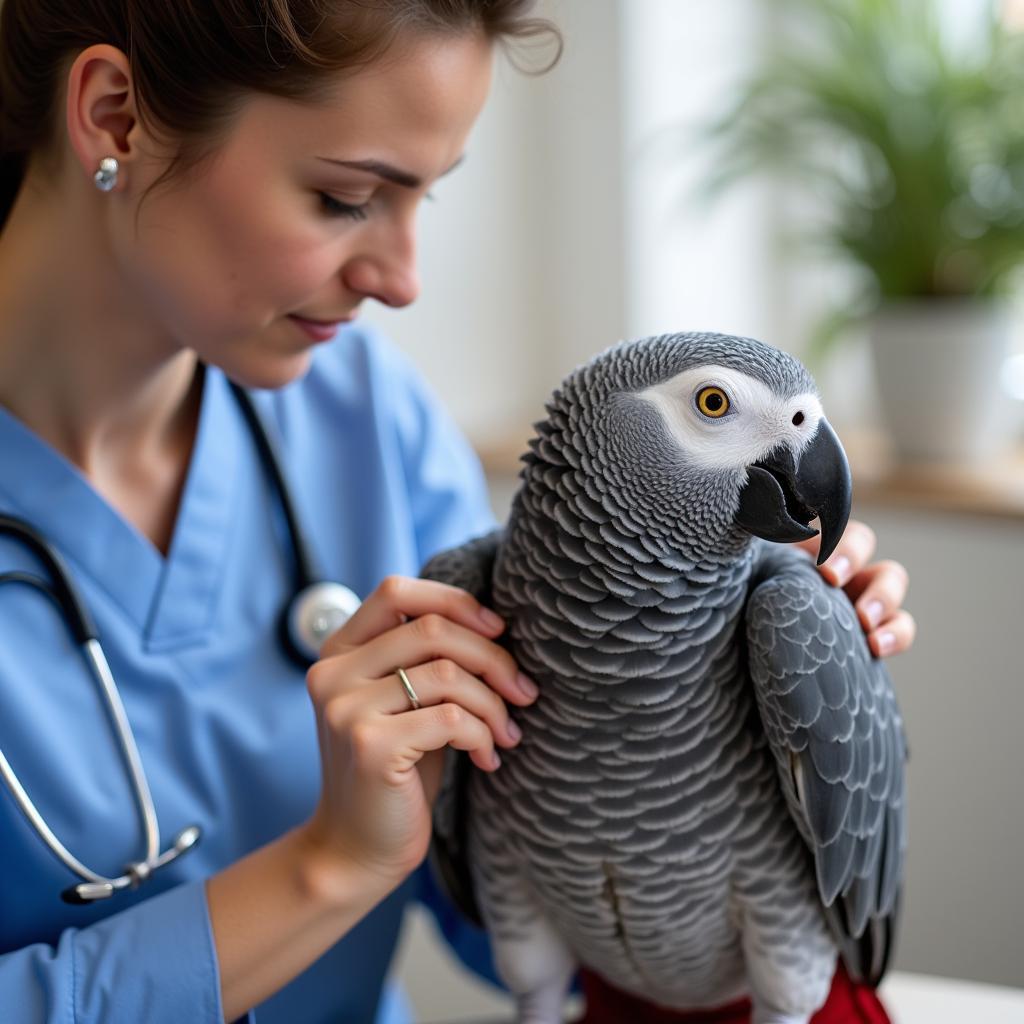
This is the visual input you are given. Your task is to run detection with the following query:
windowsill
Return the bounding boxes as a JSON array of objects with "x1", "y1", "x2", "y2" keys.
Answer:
[{"x1": 841, "y1": 430, "x2": 1024, "y2": 521}]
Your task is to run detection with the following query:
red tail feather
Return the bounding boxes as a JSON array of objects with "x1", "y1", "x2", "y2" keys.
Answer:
[{"x1": 577, "y1": 965, "x2": 892, "y2": 1024}]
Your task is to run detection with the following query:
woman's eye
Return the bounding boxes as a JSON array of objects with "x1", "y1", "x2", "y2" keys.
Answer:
[
  {"x1": 318, "y1": 193, "x2": 369, "y2": 221},
  {"x1": 696, "y1": 386, "x2": 730, "y2": 418}
]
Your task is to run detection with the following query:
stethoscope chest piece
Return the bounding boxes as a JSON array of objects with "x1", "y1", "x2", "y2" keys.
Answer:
[{"x1": 286, "y1": 581, "x2": 362, "y2": 665}]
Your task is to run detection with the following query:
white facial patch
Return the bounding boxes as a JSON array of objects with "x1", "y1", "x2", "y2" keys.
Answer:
[{"x1": 637, "y1": 365, "x2": 824, "y2": 473}]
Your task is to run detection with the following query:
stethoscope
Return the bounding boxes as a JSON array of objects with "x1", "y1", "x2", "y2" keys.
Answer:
[{"x1": 0, "y1": 378, "x2": 361, "y2": 904}]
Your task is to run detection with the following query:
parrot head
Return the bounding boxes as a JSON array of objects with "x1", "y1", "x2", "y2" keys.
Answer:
[{"x1": 549, "y1": 332, "x2": 852, "y2": 565}]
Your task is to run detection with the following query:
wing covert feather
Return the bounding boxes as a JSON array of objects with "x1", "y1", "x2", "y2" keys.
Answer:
[
  {"x1": 745, "y1": 546, "x2": 908, "y2": 984},
  {"x1": 420, "y1": 528, "x2": 504, "y2": 927},
  {"x1": 420, "y1": 527, "x2": 504, "y2": 607}
]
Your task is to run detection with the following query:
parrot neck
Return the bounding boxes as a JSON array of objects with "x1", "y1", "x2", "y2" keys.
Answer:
[
  {"x1": 494, "y1": 489, "x2": 759, "y2": 704},
  {"x1": 503, "y1": 464, "x2": 758, "y2": 602}
]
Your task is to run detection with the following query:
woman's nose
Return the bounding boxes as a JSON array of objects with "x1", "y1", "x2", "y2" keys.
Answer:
[{"x1": 341, "y1": 227, "x2": 421, "y2": 309}]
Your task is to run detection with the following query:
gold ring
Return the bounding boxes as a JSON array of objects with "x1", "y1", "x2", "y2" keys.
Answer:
[{"x1": 395, "y1": 666, "x2": 421, "y2": 710}]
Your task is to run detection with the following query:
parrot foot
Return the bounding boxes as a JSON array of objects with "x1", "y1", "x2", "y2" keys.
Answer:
[
  {"x1": 514, "y1": 987, "x2": 569, "y2": 1024},
  {"x1": 750, "y1": 1011, "x2": 810, "y2": 1024},
  {"x1": 490, "y1": 903, "x2": 575, "y2": 1024}
]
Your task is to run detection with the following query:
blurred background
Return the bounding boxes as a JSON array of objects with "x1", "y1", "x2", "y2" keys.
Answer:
[{"x1": 367, "y1": 0, "x2": 1024, "y2": 1016}]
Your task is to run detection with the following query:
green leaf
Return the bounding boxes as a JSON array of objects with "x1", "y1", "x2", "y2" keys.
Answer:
[{"x1": 694, "y1": 0, "x2": 1024, "y2": 351}]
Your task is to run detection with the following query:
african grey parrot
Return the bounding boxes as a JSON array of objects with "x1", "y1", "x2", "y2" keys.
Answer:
[{"x1": 422, "y1": 332, "x2": 907, "y2": 1024}]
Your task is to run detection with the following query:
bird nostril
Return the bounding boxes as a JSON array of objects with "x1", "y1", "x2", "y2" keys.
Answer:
[{"x1": 792, "y1": 411, "x2": 805, "y2": 426}]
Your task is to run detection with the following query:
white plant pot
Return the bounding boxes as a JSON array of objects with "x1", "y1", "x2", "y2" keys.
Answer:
[{"x1": 866, "y1": 299, "x2": 1016, "y2": 464}]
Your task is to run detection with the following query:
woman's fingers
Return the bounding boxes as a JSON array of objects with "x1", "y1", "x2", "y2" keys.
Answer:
[
  {"x1": 800, "y1": 519, "x2": 878, "y2": 587},
  {"x1": 346, "y1": 612, "x2": 538, "y2": 708},
  {"x1": 795, "y1": 520, "x2": 915, "y2": 657},
  {"x1": 325, "y1": 575, "x2": 505, "y2": 653},
  {"x1": 306, "y1": 573, "x2": 539, "y2": 779},
  {"x1": 842, "y1": 559, "x2": 909, "y2": 614},
  {"x1": 350, "y1": 701, "x2": 502, "y2": 776},
  {"x1": 423, "y1": 704, "x2": 503, "y2": 773},
  {"x1": 372, "y1": 660, "x2": 523, "y2": 750},
  {"x1": 840, "y1": 560, "x2": 914, "y2": 656},
  {"x1": 866, "y1": 609, "x2": 917, "y2": 658}
]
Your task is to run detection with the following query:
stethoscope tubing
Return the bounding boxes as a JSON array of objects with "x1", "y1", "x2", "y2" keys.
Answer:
[
  {"x1": 229, "y1": 382, "x2": 320, "y2": 590},
  {"x1": 0, "y1": 526, "x2": 184, "y2": 901}
]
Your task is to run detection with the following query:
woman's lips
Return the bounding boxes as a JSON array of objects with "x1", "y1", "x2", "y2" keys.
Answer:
[{"x1": 287, "y1": 314, "x2": 348, "y2": 342}]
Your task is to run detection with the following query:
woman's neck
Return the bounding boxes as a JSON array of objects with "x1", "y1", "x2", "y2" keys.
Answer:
[
  {"x1": 0, "y1": 169, "x2": 204, "y2": 553},
  {"x1": 0, "y1": 167, "x2": 200, "y2": 474}
]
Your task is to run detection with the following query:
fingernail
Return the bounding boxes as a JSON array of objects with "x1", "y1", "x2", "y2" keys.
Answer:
[
  {"x1": 863, "y1": 600, "x2": 885, "y2": 629},
  {"x1": 491, "y1": 751, "x2": 502, "y2": 770},
  {"x1": 876, "y1": 631, "x2": 896, "y2": 656},
  {"x1": 516, "y1": 673, "x2": 540, "y2": 700},
  {"x1": 506, "y1": 719, "x2": 522, "y2": 743},
  {"x1": 479, "y1": 607, "x2": 504, "y2": 631},
  {"x1": 829, "y1": 555, "x2": 850, "y2": 584}
]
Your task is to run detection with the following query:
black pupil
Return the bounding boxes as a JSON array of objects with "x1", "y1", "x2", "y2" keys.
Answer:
[
  {"x1": 793, "y1": 411, "x2": 805, "y2": 425},
  {"x1": 705, "y1": 392, "x2": 723, "y2": 411}
]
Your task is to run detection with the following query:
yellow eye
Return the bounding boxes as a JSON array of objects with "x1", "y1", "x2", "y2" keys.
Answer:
[{"x1": 696, "y1": 386, "x2": 730, "y2": 418}]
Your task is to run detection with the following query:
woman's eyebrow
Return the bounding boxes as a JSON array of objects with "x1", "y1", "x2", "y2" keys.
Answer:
[{"x1": 315, "y1": 155, "x2": 465, "y2": 189}]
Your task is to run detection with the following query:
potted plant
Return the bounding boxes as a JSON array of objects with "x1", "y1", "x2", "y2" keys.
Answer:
[{"x1": 702, "y1": 0, "x2": 1024, "y2": 462}]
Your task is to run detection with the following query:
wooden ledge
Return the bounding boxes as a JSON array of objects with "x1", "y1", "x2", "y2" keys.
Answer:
[{"x1": 842, "y1": 431, "x2": 1024, "y2": 522}]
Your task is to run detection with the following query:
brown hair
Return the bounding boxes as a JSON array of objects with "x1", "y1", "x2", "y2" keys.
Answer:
[{"x1": 0, "y1": 0, "x2": 561, "y2": 229}]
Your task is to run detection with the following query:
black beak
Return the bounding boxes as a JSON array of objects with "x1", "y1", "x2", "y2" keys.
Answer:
[{"x1": 734, "y1": 418, "x2": 852, "y2": 564}]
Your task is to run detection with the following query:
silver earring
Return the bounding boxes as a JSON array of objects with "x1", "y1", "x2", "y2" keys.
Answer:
[{"x1": 93, "y1": 157, "x2": 120, "y2": 192}]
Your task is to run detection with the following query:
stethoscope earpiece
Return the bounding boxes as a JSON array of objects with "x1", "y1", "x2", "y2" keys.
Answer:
[
  {"x1": 62, "y1": 881, "x2": 115, "y2": 904},
  {"x1": 59, "y1": 823, "x2": 203, "y2": 904}
]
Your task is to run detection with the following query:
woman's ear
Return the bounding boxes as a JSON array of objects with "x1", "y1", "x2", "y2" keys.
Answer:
[{"x1": 63, "y1": 44, "x2": 140, "y2": 189}]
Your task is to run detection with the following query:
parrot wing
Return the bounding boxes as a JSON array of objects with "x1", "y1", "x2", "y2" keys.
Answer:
[
  {"x1": 419, "y1": 527, "x2": 505, "y2": 927},
  {"x1": 744, "y1": 543, "x2": 908, "y2": 986}
]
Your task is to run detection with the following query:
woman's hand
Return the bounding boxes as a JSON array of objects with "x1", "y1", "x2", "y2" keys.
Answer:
[
  {"x1": 796, "y1": 519, "x2": 916, "y2": 658},
  {"x1": 299, "y1": 576, "x2": 536, "y2": 892}
]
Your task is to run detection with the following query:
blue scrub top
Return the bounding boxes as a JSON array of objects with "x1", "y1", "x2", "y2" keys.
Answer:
[{"x1": 0, "y1": 324, "x2": 500, "y2": 1023}]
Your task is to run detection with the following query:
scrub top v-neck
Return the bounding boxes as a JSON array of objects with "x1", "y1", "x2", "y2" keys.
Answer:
[
  {"x1": 0, "y1": 360, "x2": 243, "y2": 648},
  {"x1": 0, "y1": 323, "x2": 498, "y2": 1024}
]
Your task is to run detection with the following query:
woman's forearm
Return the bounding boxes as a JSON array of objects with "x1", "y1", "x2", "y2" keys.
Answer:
[{"x1": 206, "y1": 825, "x2": 396, "y2": 1022}]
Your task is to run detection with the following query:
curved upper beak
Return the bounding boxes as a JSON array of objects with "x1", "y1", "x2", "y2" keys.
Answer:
[{"x1": 734, "y1": 418, "x2": 852, "y2": 564}]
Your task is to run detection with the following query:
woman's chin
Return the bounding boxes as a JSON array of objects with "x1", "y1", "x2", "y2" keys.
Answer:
[{"x1": 222, "y1": 350, "x2": 315, "y2": 391}]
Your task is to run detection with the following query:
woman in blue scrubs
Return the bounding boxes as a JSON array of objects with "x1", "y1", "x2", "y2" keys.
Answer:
[{"x1": 0, "y1": 2, "x2": 916, "y2": 1022}]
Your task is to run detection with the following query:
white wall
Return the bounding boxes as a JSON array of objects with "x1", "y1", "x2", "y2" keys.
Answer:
[
  {"x1": 363, "y1": 28, "x2": 551, "y2": 443},
  {"x1": 620, "y1": 0, "x2": 780, "y2": 343}
]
